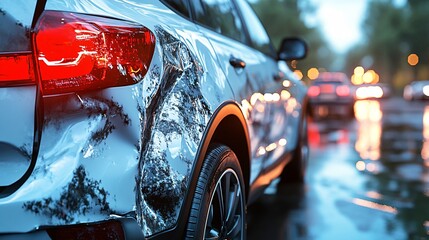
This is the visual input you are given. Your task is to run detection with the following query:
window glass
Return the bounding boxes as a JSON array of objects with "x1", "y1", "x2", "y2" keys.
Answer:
[
  {"x1": 196, "y1": 0, "x2": 247, "y2": 43},
  {"x1": 162, "y1": 0, "x2": 191, "y2": 18},
  {"x1": 234, "y1": 0, "x2": 275, "y2": 56}
]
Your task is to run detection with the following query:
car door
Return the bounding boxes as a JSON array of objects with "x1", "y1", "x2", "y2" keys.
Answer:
[
  {"x1": 192, "y1": 0, "x2": 294, "y2": 184},
  {"x1": 0, "y1": 0, "x2": 38, "y2": 196},
  {"x1": 233, "y1": 0, "x2": 303, "y2": 176}
]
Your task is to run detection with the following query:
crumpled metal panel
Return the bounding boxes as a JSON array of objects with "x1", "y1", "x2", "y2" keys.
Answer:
[
  {"x1": 19, "y1": 94, "x2": 135, "y2": 225},
  {"x1": 136, "y1": 27, "x2": 212, "y2": 236},
  {"x1": 0, "y1": 86, "x2": 144, "y2": 232},
  {"x1": 0, "y1": 25, "x2": 224, "y2": 237},
  {"x1": 0, "y1": 87, "x2": 35, "y2": 186},
  {"x1": 0, "y1": 0, "x2": 233, "y2": 236},
  {"x1": 22, "y1": 165, "x2": 111, "y2": 223}
]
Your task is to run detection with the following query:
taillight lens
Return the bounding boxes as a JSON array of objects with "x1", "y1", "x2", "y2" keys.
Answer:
[
  {"x1": 34, "y1": 11, "x2": 155, "y2": 95},
  {"x1": 336, "y1": 85, "x2": 350, "y2": 97},
  {"x1": 0, "y1": 53, "x2": 34, "y2": 84},
  {"x1": 308, "y1": 86, "x2": 320, "y2": 97}
]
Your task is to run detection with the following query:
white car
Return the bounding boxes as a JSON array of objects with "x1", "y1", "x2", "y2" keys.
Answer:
[
  {"x1": 404, "y1": 80, "x2": 429, "y2": 100},
  {"x1": 0, "y1": 0, "x2": 308, "y2": 239}
]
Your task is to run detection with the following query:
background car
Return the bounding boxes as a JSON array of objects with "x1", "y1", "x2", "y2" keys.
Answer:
[
  {"x1": 403, "y1": 80, "x2": 429, "y2": 100},
  {"x1": 0, "y1": 0, "x2": 308, "y2": 239},
  {"x1": 308, "y1": 72, "x2": 355, "y2": 118}
]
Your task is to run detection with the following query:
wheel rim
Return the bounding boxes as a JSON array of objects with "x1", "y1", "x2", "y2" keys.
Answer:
[{"x1": 204, "y1": 169, "x2": 244, "y2": 240}]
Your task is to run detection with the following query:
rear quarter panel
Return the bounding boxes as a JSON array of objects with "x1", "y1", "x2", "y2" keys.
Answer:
[{"x1": 0, "y1": 0, "x2": 233, "y2": 237}]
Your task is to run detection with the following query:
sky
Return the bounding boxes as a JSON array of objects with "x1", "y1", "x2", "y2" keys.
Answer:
[
  {"x1": 309, "y1": 0, "x2": 407, "y2": 54},
  {"x1": 309, "y1": 0, "x2": 367, "y2": 53}
]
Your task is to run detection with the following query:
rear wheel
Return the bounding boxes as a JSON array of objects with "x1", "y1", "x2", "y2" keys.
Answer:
[
  {"x1": 279, "y1": 114, "x2": 308, "y2": 184},
  {"x1": 186, "y1": 145, "x2": 246, "y2": 240}
]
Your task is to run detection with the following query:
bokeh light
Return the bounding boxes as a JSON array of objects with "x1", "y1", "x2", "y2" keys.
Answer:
[
  {"x1": 363, "y1": 71, "x2": 373, "y2": 83},
  {"x1": 294, "y1": 70, "x2": 303, "y2": 80},
  {"x1": 354, "y1": 66, "x2": 365, "y2": 76},
  {"x1": 308, "y1": 68, "x2": 319, "y2": 80},
  {"x1": 408, "y1": 53, "x2": 419, "y2": 66}
]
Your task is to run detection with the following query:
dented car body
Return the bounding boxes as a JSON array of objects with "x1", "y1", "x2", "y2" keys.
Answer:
[{"x1": 0, "y1": 0, "x2": 308, "y2": 239}]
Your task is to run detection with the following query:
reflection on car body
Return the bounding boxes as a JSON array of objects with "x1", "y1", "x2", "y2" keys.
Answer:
[{"x1": 0, "y1": 0, "x2": 308, "y2": 239}]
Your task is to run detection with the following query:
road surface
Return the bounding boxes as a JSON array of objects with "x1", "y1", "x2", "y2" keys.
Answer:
[{"x1": 248, "y1": 98, "x2": 429, "y2": 239}]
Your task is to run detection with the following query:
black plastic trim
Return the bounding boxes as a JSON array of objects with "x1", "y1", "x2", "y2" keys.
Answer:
[
  {"x1": 31, "y1": 0, "x2": 47, "y2": 28},
  {"x1": 0, "y1": 218, "x2": 144, "y2": 240},
  {"x1": 116, "y1": 218, "x2": 146, "y2": 239}
]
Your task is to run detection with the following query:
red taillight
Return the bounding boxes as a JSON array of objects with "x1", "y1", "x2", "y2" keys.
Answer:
[
  {"x1": 34, "y1": 11, "x2": 155, "y2": 94},
  {"x1": 0, "y1": 53, "x2": 34, "y2": 83},
  {"x1": 336, "y1": 85, "x2": 350, "y2": 97},
  {"x1": 308, "y1": 86, "x2": 320, "y2": 97}
]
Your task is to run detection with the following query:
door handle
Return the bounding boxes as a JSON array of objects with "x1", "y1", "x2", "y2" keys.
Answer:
[{"x1": 229, "y1": 57, "x2": 246, "y2": 69}]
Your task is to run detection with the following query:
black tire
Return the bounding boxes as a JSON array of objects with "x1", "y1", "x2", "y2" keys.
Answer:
[
  {"x1": 279, "y1": 114, "x2": 309, "y2": 184},
  {"x1": 186, "y1": 145, "x2": 246, "y2": 240}
]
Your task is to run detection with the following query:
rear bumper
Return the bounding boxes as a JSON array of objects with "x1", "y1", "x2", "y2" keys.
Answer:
[
  {"x1": 309, "y1": 100, "x2": 355, "y2": 118},
  {"x1": 0, "y1": 218, "x2": 144, "y2": 240},
  {"x1": 309, "y1": 97, "x2": 354, "y2": 106},
  {"x1": 0, "y1": 87, "x2": 142, "y2": 234}
]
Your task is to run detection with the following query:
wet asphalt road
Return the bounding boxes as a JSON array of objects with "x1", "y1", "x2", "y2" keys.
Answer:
[{"x1": 247, "y1": 97, "x2": 429, "y2": 240}]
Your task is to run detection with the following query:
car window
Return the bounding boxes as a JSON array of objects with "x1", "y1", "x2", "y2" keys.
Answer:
[
  {"x1": 234, "y1": 0, "x2": 276, "y2": 57},
  {"x1": 161, "y1": 0, "x2": 191, "y2": 18},
  {"x1": 194, "y1": 0, "x2": 247, "y2": 43}
]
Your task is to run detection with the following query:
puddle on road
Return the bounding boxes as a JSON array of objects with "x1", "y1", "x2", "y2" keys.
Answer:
[{"x1": 248, "y1": 98, "x2": 429, "y2": 240}]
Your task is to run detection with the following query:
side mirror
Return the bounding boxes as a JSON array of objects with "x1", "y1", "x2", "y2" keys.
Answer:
[{"x1": 278, "y1": 38, "x2": 307, "y2": 61}]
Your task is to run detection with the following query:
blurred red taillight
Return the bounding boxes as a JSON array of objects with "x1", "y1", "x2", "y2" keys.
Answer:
[
  {"x1": 308, "y1": 86, "x2": 320, "y2": 97},
  {"x1": 336, "y1": 85, "x2": 350, "y2": 97},
  {"x1": 34, "y1": 11, "x2": 155, "y2": 94}
]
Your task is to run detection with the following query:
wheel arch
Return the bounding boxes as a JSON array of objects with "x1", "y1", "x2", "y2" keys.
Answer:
[
  {"x1": 198, "y1": 101, "x2": 251, "y2": 198},
  {"x1": 147, "y1": 101, "x2": 251, "y2": 239}
]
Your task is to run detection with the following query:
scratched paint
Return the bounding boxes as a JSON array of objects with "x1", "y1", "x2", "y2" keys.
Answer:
[
  {"x1": 23, "y1": 165, "x2": 110, "y2": 224},
  {"x1": 136, "y1": 27, "x2": 211, "y2": 236}
]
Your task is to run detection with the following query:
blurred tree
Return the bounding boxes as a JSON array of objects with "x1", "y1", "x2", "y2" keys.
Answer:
[
  {"x1": 404, "y1": 0, "x2": 429, "y2": 82},
  {"x1": 406, "y1": 0, "x2": 429, "y2": 55},
  {"x1": 346, "y1": 0, "x2": 407, "y2": 87},
  {"x1": 250, "y1": 0, "x2": 334, "y2": 81},
  {"x1": 345, "y1": 0, "x2": 429, "y2": 92}
]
